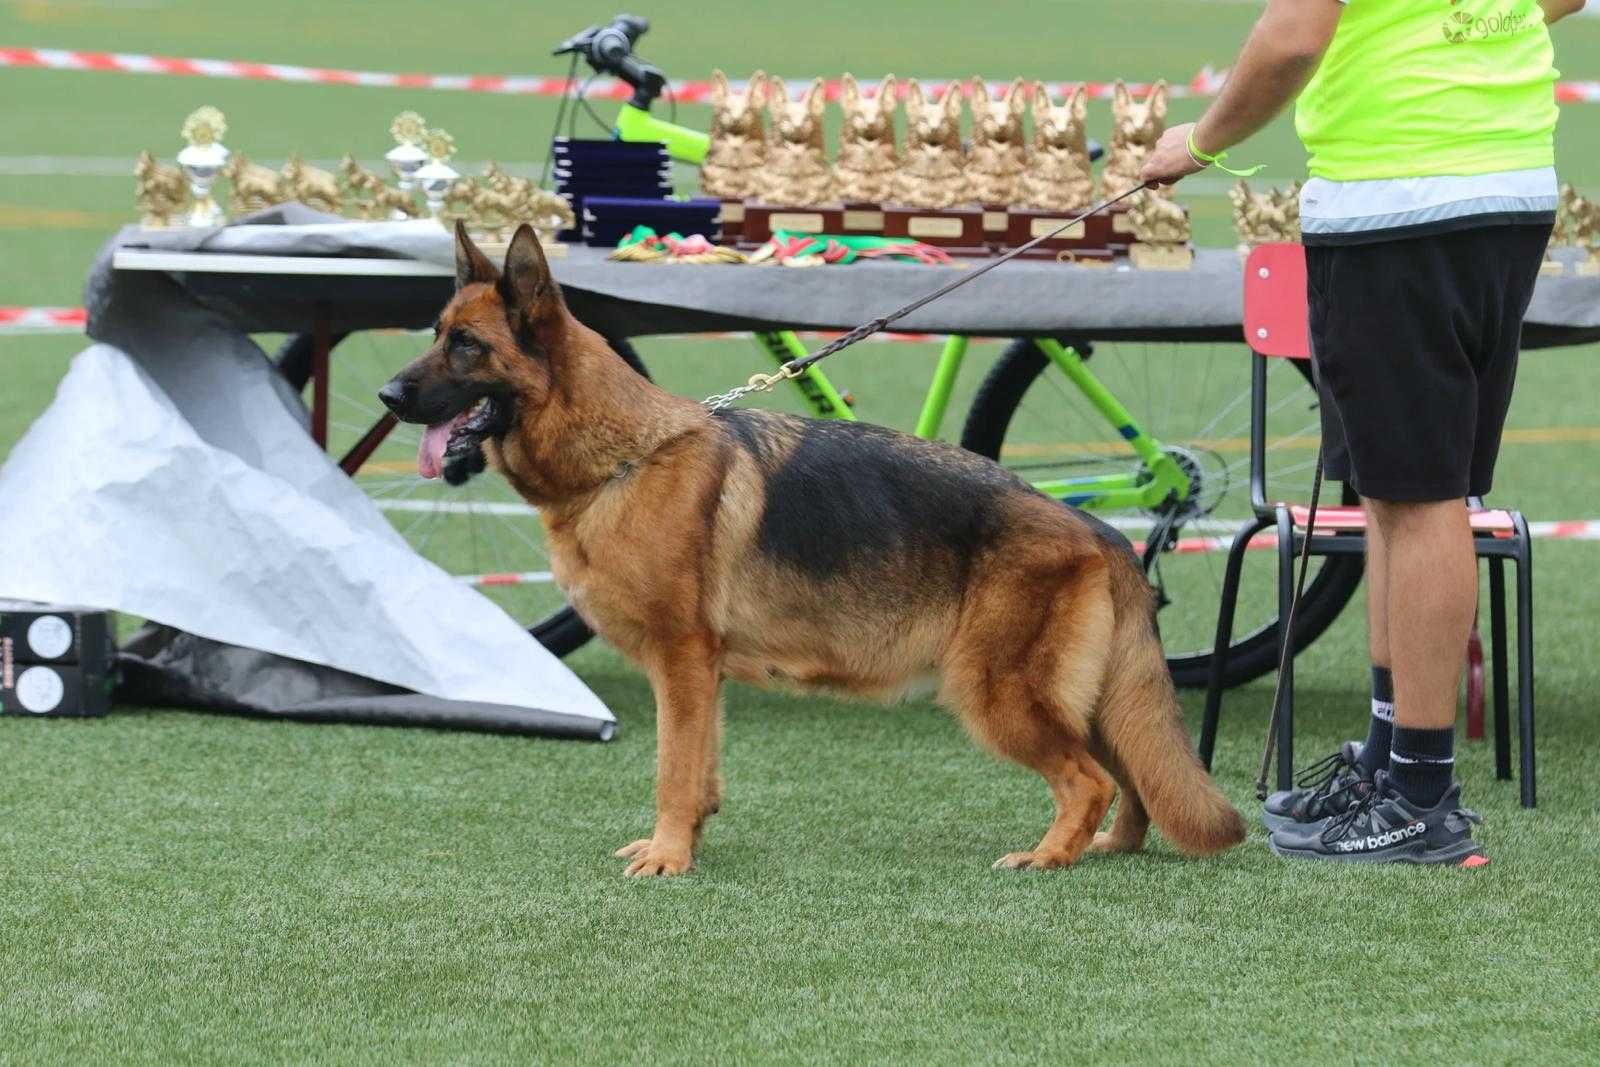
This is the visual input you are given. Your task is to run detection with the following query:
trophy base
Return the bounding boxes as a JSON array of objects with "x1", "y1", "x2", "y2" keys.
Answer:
[
  {"x1": 881, "y1": 205, "x2": 990, "y2": 257},
  {"x1": 185, "y1": 200, "x2": 223, "y2": 229},
  {"x1": 1128, "y1": 242, "x2": 1195, "y2": 271},
  {"x1": 717, "y1": 200, "x2": 746, "y2": 245},
  {"x1": 1000, "y1": 207, "x2": 1115, "y2": 259},
  {"x1": 472, "y1": 235, "x2": 569, "y2": 259}
]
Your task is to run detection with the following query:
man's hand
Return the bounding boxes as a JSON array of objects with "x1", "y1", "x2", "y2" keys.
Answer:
[{"x1": 1141, "y1": 121, "x2": 1206, "y2": 188}]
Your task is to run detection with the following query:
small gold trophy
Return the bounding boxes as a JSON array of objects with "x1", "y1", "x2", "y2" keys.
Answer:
[
  {"x1": 338, "y1": 155, "x2": 419, "y2": 220},
  {"x1": 134, "y1": 150, "x2": 188, "y2": 228},
  {"x1": 414, "y1": 128, "x2": 460, "y2": 221},
  {"x1": 222, "y1": 153, "x2": 288, "y2": 214},
  {"x1": 281, "y1": 154, "x2": 342, "y2": 215},
  {"x1": 385, "y1": 111, "x2": 430, "y2": 220},
  {"x1": 966, "y1": 77, "x2": 1028, "y2": 208},
  {"x1": 177, "y1": 106, "x2": 229, "y2": 227},
  {"x1": 1126, "y1": 190, "x2": 1193, "y2": 270}
]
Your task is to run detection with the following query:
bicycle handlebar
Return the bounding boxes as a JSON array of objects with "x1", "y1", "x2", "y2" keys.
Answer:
[{"x1": 553, "y1": 13, "x2": 665, "y2": 109}]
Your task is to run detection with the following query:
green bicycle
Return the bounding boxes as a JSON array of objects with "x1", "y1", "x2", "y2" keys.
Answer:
[{"x1": 279, "y1": 16, "x2": 1361, "y2": 689}]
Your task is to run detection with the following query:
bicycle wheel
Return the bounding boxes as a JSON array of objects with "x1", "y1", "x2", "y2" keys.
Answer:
[
  {"x1": 960, "y1": 337, "x2": 1363, "y2": 689},
  {"x1": 272, "y1": 330, "x2": 652, "y2": 659}
]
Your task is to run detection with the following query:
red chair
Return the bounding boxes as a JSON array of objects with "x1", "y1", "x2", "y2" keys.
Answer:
[{"x1": 1197, "y1": 244, "x2": 1537, "y2": 807}]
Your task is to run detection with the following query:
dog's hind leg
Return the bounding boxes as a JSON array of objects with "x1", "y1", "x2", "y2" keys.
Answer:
[
  {"x1": 946, "y1": 554, "x2": 1118, "y2": 870},
  {"x1": 1086, "y1": 735, "x2": 1150, "y2": 855},
  {"x1": 615, "y1": 638, "x2": 721, "y2": 877}
]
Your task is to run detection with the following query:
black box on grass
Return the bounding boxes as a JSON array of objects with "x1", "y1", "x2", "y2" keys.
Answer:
[{"x1": 0, "y1": 600, "x2": 117, "y2": 717}]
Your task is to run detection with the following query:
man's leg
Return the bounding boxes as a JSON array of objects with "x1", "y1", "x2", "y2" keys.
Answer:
[
  {"x1": 1364, "y1": 497, "x2": 1475, "y2": 806},
  {"x1": 1357, "y1": 502, "x2": 1395, "y2": 777}
]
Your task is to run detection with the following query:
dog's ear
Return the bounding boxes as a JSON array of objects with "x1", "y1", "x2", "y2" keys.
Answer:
[
  {"x1": 805, "y1": 77, "x2": 826, "y2": 122},
  {"x1": 878, "y1": 74, "x2": 897, "y2": 114},
  {"x1": 969, "y1": 76, "x2": 988, "y2": 105},
  {"x1": 711, "y1": 68, "x2": 729, "y2": 110},
  {"x1": 942, "y1": 81, "x2": 964, "y2": 121},
  {"x1": 840, "y1": 72, "x2": 859, "y2": 112},
  {"x1": 1007, "y1": 77, "x2": 1026, "y2": 118},
  {"x1": 1113, "y1": 78, "x2": 1130, "y2": 114},
  {"x1": 1070, "y1": 82, "x2": 1087, "y2": 122},
  {"x1": 906, "y1": 78, "x2": 924, "y2": 113},
  {"x1": 455, "y1": 219, "x2": 498, "y2": 291},
  {"x1": 498, "y1": 224, "x2": 557, "y2": 316},
  {"x1": 1148, "y1": 79, "x2": 1170, "y2": 122}
]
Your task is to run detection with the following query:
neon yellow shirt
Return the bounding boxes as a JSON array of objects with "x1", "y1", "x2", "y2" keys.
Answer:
[{"x1": 1296, "y1": 0, "x2": 1558, "y2": 181}]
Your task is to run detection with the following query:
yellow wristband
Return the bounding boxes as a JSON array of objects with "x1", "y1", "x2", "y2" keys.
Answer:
[{"x1": 1187, "y1": 128, "x2": 1264, "y2": 178}]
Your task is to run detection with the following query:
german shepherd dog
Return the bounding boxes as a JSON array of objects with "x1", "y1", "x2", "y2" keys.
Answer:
[{"x1": 379, "y1": 222, "x2": 1246, "y2": 876}]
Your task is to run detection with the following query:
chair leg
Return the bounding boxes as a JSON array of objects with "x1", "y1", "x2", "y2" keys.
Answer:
[
  {"x1": 1489, "y1": 557, "x2": 1511, "y2": 782},
  {"x1": 1199, "y1": 516, "x2": 1273, "y2": 770},
  {"x1": 1514, "y1": 541, "x2": 1536, "y2": 808},
  {"x1": 1274, "y1": 509, "x2": 1297, "y2": 792}
]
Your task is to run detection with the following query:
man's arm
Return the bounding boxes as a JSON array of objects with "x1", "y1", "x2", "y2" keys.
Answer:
[
  {"x1": 1539, "y1": 0, "x2": 1586, "y2": 24},
  {"x1": 1140, "y1": 0, "x2": 1344, "y2": 188}
]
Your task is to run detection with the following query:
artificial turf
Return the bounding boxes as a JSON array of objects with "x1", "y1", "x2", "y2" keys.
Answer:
[{"x1": 3, "y1": 3, "x2": 1600, "y2": 1062}]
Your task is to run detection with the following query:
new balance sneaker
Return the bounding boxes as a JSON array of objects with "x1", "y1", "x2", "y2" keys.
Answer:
[
  {"x1": 1261, "y1": 740, "x2": 1375, "y2": 833},
  {"x1": 1268, "y1": 771, "x2": 1486, "y2": 866}
]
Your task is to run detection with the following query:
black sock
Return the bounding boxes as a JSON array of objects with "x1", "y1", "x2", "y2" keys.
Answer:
[
  {"x1": 1356, "y1": 665, "x2": 1394, "y2": 776},
  {"x1": 1389, "y1": 724, "x2": 1455, "y2": 808}
]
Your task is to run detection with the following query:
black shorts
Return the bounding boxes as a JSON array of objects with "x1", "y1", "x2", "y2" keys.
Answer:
[{"x1": 1306, "y1": 224, "x2": 1550, "y2": 502}]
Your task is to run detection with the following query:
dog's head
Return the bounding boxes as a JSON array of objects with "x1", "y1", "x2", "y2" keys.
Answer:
[
  {"x1": 1111, "y1": 79, "x2": 1169, "y2": 149},
  {"x1": 970, "y1": 77, "x2": 1025, "y2": 149},
  {"x1": 378, "y1": 221, "x2": 560, "y2": 485}
]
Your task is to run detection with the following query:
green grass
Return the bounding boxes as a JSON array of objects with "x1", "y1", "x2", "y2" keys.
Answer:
[{"x1": 4, "y1": 2, "x2": 1600, "y2": 1062}]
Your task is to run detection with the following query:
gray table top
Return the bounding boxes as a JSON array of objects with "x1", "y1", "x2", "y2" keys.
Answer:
[{"x1": 105, "y1": 210, "x2": 1600, "y2": 348}]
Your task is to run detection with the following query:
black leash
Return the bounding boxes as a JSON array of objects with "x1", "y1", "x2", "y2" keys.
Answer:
[
  {"x1": 1254, "y1": 446, "x2": 1325, "y2": 801},
  {"x1": 704, "y1": 184, "x2": 1151, "y2": 409}
]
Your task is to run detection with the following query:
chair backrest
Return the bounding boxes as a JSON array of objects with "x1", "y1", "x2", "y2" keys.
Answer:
[
  {"x1": 1242, "y1": 243, "x2": 1314, "y2": 514},
  {"x1": 1243, "y1": 243, "x2": 1310, "y2": 361}
]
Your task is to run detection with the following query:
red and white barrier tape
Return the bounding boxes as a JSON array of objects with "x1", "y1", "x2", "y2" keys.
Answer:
[
  {"x1": 453, "y1": 520, "x2": 1600, "y2": 585},
  {"x1": 0, "y1": 305, "x2": 85, "y2": 332},
  {"x1": 0, "y1": 306, "x2": 942, "y2": 341},
  {"x1": 3, "y1": 48, "x2": 1595, "y2": 103}
]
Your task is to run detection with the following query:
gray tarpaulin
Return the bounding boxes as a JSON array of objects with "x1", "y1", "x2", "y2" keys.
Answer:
[{"x1": 0, "y1": 213, "x2": 616, "y2": 739}]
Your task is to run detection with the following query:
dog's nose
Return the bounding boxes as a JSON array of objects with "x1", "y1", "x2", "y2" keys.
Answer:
[{"x1": 377, "y1": 378, "x2": 411, "y2": 415}]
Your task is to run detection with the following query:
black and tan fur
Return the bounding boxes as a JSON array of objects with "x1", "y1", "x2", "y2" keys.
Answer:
[{"x1": 379, "y1": 222, "x2": 1246, "y2": 877}]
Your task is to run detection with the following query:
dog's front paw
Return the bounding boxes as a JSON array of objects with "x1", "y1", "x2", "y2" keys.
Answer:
[{"x1": 614, "y1": 838, "x2": 693, "y2": 877}]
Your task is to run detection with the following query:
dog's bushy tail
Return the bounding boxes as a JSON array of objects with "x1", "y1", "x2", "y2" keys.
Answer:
[{"x1": 1097, "y1": 557, "x2": 1246, "y2": 856}]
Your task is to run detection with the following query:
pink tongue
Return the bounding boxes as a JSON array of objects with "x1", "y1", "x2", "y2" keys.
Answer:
[{"x1": 417, "y1": 410, "x2": 471, "y2": 479}]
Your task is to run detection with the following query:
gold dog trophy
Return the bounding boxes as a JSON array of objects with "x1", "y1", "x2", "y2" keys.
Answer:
[
  {"x1": 1126, "y1": 190, "x2": 1193, "y2": 270},
  {"x1": 445, "y1": 155, "x2": 571, "y2": 259},
  {"x1": 1018, "y1": 83, "x2": 1092, "y2": 214},
  {"x1": 134, "y1": 150, "x2": 189, "y2": 228},
  {"x1": 757, "y1": 76, "x2": 834, "y2": 207},
  {"x1": 832, "y1": 73, "x2": 900, "y2": 208},
  {"x1": 894, "y1": 79, "x2": 969, "y2": 209},
  {"x1": 967, "y1": 77, "x2": 1028, "y2": 241},
  {"x1": 702, "y1": 70, "x2": 769, "y2": 241},
  {"x1": 1563, "y1": 184, "x2": 1600, "y2": 276},
  {"x1": 1007, "y1": 82, "x2": 1110, "y2": 261},
  {"x1": 1230, "y1": 180, "x2": 1302, "y2": 256}
]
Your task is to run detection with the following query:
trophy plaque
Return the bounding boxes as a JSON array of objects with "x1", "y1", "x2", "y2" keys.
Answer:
[
  {"x1": 881, "y1": 205, "x2": 989, "y2": 256},
  {"x1": 999, "y1": 209, "x2": 1114, "y2": 261}
]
